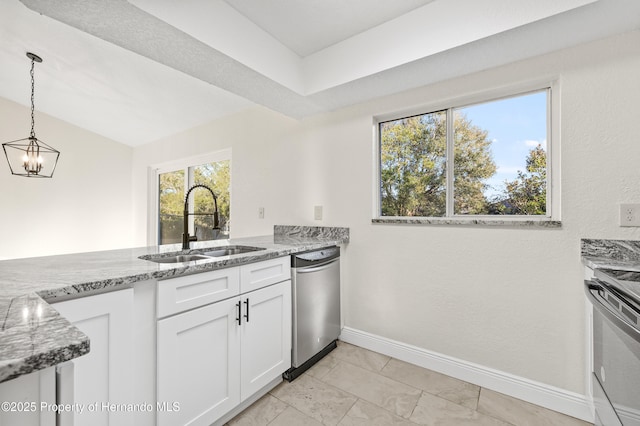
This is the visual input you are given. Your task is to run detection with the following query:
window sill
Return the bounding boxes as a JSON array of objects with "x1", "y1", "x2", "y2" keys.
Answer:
[{"x1": 372, "y1": 217, "x2": 561, "y2": 228}]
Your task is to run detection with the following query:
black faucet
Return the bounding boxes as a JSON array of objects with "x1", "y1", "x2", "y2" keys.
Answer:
[{"x1": 182, "y1": 184, "x2": 220, "y2": 250}]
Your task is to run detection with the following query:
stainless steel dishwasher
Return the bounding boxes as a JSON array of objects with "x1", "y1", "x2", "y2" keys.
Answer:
[{"x1": 284, "y1": 246, "x2": 340, "y2": 381}]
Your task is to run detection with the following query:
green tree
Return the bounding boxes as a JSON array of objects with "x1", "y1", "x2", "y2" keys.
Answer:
[
  {"x1": 491, "y1": 145, "x2": 546, "y2": 215},
  {"x1": 380, "y1": 112, "x2": 446, "y2": 216},
  {"x1": 158, "y1": 161, "x2": 231, "y2": 244},
  {"x1": 159, "y1": 170, "x2": 185, "y2": 244},
  {"x1": 380, "y1": 112, "x2": 496, "y2": 216},
  {"x1": 194, "y1": 161, "x2": 230, "y2": 235},
  {"x1": 159, "y1": 170, "x2": 184, "y2": 216},
  {"x1": 453, "y1": 112, "x2": 498, "y2": 214}
]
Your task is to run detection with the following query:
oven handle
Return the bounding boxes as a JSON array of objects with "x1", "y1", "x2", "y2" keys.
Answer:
[{"x1": 585, "y1": 280, "x2": 640, "y2": 344}]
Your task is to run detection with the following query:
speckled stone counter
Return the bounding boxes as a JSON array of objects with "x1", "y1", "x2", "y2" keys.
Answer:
[
  {"x1": 0, "y1": 294, "x2": 89, "y2": 383},
  {"x1": 373, "y1": 217, "x2": 562, "y2": 228},
  {"x1": 581, "y1": 238, "x2": 640, "y2": 271},
  {"x1": 0, "y1": 225, "x2": 349, "y2": 383}
]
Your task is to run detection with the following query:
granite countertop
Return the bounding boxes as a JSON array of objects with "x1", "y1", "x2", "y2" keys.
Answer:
[
  {"x1": 581, "y1": 239, "x2": 640, "y2": 272},
  {"x1": 0, "y1": 225, "x2": 349, "y2": 384}
]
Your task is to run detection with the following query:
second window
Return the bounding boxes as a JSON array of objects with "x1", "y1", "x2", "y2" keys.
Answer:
[{"x1": 379, "y1": 89, "x2": 550, "y2": 218}]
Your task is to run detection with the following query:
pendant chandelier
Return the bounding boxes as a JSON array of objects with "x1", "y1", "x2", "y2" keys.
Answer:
[{"x1": 2, "y1": 52, "x2": 60, "y2": 178}]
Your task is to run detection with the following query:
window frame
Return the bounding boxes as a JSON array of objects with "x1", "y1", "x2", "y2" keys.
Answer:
[
  {"x1": 373, "y1": 80, "x2": 560, "y2": 226},
  {"x1": 147, "y1": 149, "x2": 232, "y2": 246}
]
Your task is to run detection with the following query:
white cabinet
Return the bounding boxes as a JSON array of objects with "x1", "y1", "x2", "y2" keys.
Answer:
[
  {"x1": 156, "y1": 258, "x2": 291, "y2": 426},
  {"x1": 240, "y1": 281, "x2": 291, "y2": 400},
  {"x1": 0, "y1": 367, "x2": 56, "y2": 426},
  {"x1": 53, "y1": 289, "x2": 134, "y2": 426},
  {"x1": 157, "y1": 296, "x2": 240, "y2": 426}
]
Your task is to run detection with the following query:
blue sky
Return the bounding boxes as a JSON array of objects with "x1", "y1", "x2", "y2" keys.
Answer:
[{"x1": 457, "y1": 90, "x2": 548, "y2": 198}]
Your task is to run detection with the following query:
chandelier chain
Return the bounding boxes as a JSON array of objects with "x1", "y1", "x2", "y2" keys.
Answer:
[{"x1": 29, "y1": 58, "x2": 36, "y2": 138}]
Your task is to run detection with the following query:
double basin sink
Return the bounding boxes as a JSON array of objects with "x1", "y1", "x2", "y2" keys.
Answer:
[{"x1": 141, "y1": 245, "x2": 265, "y2": 264}]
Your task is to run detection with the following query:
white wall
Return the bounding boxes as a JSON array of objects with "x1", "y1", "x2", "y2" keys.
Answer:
[
  {"x1": 131, "y1": 30, "x2": 640, "y2": 398},
  {"x1": 0, "y1": 97, "x2": 134, "y2": 259},
  {"x1": 131, "y1": 107, "x2": 304, "y2": 244}
]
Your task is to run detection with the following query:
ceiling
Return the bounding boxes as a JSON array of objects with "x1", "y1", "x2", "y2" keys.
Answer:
[
  {"x1": 0, "y1": 0, "x2": 639, "y2": 147},
  {"x1": 223, "y1": 0, "x2": 437, "y2": 57}
]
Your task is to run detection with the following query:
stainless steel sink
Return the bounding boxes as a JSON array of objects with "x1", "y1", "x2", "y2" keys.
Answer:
[
  {"x1": 141, "y1": 245, "x2": 265, "y2": 264},
  {"x1": 203, "y1": 245, "x2": 265, "y2": 257}
]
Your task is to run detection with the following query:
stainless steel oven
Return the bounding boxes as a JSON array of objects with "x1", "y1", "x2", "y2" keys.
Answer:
[{"x1": 585, "y1": 269, "x2": 640, "y2": 426}]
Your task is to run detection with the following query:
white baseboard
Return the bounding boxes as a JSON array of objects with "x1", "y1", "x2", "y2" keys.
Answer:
[{"x1": 339, "y1": 327, "x2": 594, "y2": 423}]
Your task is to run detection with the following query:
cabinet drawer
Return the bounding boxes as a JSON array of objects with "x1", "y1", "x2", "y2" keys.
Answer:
[
  {"x1": 157, "y1": 268, "x2": 240, "y2": 318},
  {"x1": 240, "y1": 256, "x2": 290, "y2": 293}
]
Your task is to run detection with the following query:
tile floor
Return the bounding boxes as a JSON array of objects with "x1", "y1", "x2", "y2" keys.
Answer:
[{"x1": 227, "y1": 341, "x2": 593, "y2": 426}]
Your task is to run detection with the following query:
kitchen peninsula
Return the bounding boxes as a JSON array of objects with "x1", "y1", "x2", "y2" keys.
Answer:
[{"x1": 0, "y1": 225, "x2": 348, "y2": 410}]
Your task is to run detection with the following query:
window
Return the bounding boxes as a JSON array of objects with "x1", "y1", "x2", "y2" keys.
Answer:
[
  {"x1": 377, "y1": 88, "x2": 555, "y2": 222},
  {"x1": 153, "y1": 150, "x2": 231, "y2": 245}
]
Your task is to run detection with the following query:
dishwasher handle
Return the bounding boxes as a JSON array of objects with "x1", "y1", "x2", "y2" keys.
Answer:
[
  {"x1": 585, "y1": 279, "x2": 640, "y2": 344},
  {"x1": 292, "y1": 246, "x2": 340, "y2": 268},
  {"x1": 295, "y1": 258, "x2": 339, "y2": 274}
]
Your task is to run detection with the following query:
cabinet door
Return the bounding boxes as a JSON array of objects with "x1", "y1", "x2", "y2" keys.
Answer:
[
  {"x1": 157, "y1": 297, "x2": 240, "y2": 426},
  {"x1": 240, "y1": 280, "x2": 291, "y2": 400},
  {"x1": 0, "y1": 367, "x2": 55, "y2": 426},
  {"x1": 53, "y1": 289, "x2": 134, "y2": 426}
]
